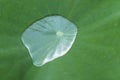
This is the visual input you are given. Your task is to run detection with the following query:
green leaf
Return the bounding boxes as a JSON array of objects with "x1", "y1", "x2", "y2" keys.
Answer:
[{"x1": 0, "y1": 0, "x2": 120, "y2": 80}]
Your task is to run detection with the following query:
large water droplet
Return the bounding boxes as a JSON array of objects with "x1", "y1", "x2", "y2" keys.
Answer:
[{"x1": 21, "y1": 15, "x2": 77, "y2": 67}]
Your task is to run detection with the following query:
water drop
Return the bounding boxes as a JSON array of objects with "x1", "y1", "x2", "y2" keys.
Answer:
[{"x1": 21, "y1": 15, "x2": 77, "y2": 67}]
